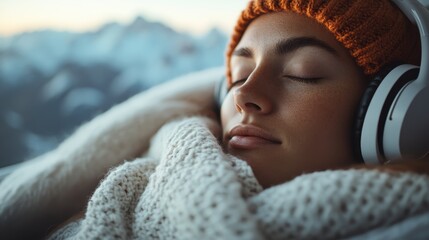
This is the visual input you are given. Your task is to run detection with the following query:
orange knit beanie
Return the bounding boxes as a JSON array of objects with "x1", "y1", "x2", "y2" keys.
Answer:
[{"x1": 226, "y1": 0, "x2": 421, "y2": 82}]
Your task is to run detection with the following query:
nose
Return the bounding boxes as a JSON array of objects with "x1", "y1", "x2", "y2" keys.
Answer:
[{"x1": 233, "y1": 73, "x2": 274, "y2": 115}]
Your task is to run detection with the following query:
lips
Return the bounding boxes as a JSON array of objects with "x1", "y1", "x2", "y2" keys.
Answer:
[{"x1": 228, "y1": 125, "x2": 281, "y2": 149}]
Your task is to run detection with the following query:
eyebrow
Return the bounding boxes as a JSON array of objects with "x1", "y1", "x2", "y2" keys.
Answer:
[{"x1": 232, "y1": 36, "x2": 338, "y2": 58}]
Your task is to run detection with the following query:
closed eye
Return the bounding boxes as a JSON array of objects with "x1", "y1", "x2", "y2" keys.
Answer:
[
  {"x1": 284, "y1": 75, "x2": 322, "y2": 84},
  {"x1": 228, "y1": 78, "x2": 247, "y2": 91}
]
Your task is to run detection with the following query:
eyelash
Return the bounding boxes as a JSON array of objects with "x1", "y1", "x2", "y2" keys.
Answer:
[
  {"x1": 228, "y1": 78, "x2": 247, "y2": 91},
  {"x1": 229, "y1": 75, "x2": 321, "y2": 90},
  {"x1": 284, "y1": 75, "x2": 322, "y2": 84}
]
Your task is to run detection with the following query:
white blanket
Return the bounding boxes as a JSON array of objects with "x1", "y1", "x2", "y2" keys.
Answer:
[
  {"x1": 0, "y1": 68, "x2": 223, "y2": 239},
  {"x1": 50, "y1": 117, "x2": 429, "y2": 240},
  {"x1": 1, "y1": 67, "x2": 429, "y2": 240}
]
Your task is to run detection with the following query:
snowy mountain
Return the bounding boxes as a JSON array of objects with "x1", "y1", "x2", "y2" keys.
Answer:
[{"x1": 0, "y1": 16, "x2": 228, "y2": 167}]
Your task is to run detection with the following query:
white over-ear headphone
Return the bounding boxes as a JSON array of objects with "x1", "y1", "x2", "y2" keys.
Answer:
[{"x1": 360, "y1": 0, "x2": 429, "y2": 164}]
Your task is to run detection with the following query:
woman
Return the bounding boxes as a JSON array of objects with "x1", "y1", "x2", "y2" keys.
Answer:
[
  {"x1": 1, "y1": 0, "x2": 429, "y2": 239},
  {"x1": 219, "y1": 0, "x2": 424, "y2": 188}
]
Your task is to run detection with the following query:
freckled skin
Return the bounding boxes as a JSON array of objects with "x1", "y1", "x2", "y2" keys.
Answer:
[{"x1": 221, "y1": 12, "x2": 368, "y2": 188}]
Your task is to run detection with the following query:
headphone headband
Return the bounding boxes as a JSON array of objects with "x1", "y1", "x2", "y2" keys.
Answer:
[{"x1": 393, "y1": 0, "x2": 429, "y2": 84}]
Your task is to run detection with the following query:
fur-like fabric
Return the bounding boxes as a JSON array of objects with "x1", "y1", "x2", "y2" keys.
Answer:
[{"x1": 48, "y1": 117, "x2": 429, "y2": 240}]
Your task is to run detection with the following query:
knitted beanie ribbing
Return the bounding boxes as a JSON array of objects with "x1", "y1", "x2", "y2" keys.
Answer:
[{"x1": 225, "y1": 0, "x2": 421, "y2": 83}]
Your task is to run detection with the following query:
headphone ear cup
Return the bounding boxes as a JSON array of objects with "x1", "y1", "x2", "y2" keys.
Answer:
[{"x1": 353, "y1": 64, "x2": 399, "y2": 162}]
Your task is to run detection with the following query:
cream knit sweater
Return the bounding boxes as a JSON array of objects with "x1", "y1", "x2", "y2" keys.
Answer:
[{"x1": 50, "y1": 117, "x2": 429, "y2": 240}]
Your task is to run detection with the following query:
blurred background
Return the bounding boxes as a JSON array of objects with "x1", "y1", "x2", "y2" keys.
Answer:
[
  {"x1": 0, "y1": 0, "x2": 247, "y2": 168},
  {"x1": 2, "y1": 1, "x2": 428, "y2": 169}
]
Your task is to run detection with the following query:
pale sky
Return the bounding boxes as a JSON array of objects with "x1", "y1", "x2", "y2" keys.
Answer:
[{"x1": 0, "y1": 0, "x2": 248, "y2": 36}]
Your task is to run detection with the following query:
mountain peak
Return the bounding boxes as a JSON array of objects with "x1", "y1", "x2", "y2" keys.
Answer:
[
  {"x1": 126, "y1": 16, "x2": 176, "y2": 34},
  {"x1": 206, "y1": 27, "x2": 225, "y2": 38},
  {"x1": 128, "y1": 16, "x2": 150, "y2": 30}
]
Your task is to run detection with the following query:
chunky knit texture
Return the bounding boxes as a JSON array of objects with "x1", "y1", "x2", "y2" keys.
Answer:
[
  {"x1": 50, "y1": 117, "x2": 429, "y2": 240},
  {"x1": 225, "y1": 0, "x2": 421, "y2": 83}
]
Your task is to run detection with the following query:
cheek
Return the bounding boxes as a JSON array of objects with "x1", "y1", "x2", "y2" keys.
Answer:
[{"x1": 286, "y1": 93, "x2": 356, "y2": 157}]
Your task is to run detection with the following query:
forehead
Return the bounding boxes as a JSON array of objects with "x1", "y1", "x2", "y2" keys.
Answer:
[{"x1": 235, "y1": 12, "x2": 346, "y2": 55}]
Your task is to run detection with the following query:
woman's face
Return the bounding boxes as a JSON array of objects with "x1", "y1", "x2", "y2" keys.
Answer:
[{"x1": 221, "y1": 12, "x2": 367, "y2": 188}]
